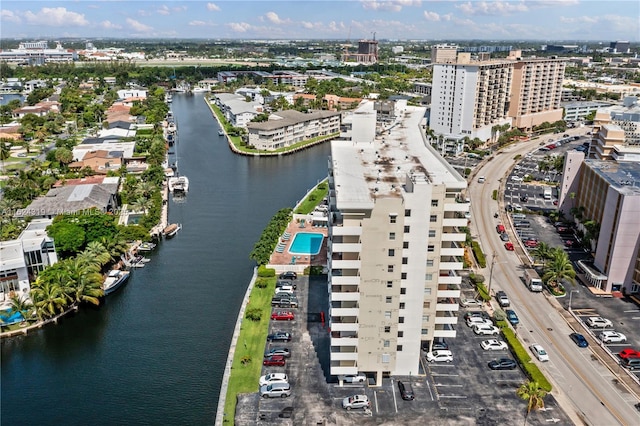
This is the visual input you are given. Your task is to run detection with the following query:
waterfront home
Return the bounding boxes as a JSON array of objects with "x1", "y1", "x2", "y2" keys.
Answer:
[
  {"x1": 68, "y1": 150, "x2": 123, "y2": 174},
  {"x1": 72, "y1": 140, "x2": 135, "y2": 163},
  {"x1": 213, "y1": 93, "x2": 262, "y2": 128},
  {"x1": 292, "y1": 93, "x2": 362, "y2": 111},
  {"x1": 0, "y1": 219, "x2": 58, "y2": 309},
  {"x1": 11, "y1": 101, "x2": 61, "y2": 119}
]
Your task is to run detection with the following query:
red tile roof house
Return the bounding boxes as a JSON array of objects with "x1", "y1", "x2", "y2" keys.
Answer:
[{"x1": 12, "y1": 101, "x2": 60, "y2": 118}]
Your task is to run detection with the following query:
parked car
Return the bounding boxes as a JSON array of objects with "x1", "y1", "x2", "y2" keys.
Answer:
[
  {"x1": 426, "y1": 350, "x2": 454, "y2": 363},
  {"x1": 511, "y1": 176, "x2": 523, "y2": 182},
  {"x1": 506, "y1": 309, "x2": 519, "y2": 326},
  {"x1": 276, "y1": 280, "x2": 297, "y2": 290},
  {"x1": 488, "y1": 358, "x2": 518, "y2": 370},
  {"x1": 599, "y1": 331, "x2": 627, "y2": 344},
  {"x1": 586, "y1": 317, "x2": 613, "y2": 328},
  {"x1": 267, "y1": 331, "x2": 292, "y2": 342},
  {"x1": 272, "y1": 296, "x2": 299, "y2": 308},
  {"x1": 569, "y1": 333, "x2": 589, "y2": 348},
  {"x1": 504, "y1": 242, "x2": 515, "y2": 251},
  {"x1": 474, "y1": 324, "x2": 500, "y2": 336},
  {"x1": 398, "y1": 381, "x2": 415, "y2": 401},
  {"x1": 467, "y1": 317, "x2": 493, "y2": 328},
  {"x1": 500, "y1": 233, "x2": 509, "y2": 242},
  {"x1": 496, "y1": 291, "x2": 510, "y2": 307},
  {"x1": 459, "y1": 298, "x2": 483, "y2": 308},
  {"x1": 275, "y1": 286, "x2": 295, "y2": 296},
  {"x1": 263, "y1": 355, "x2": 286, "y2": 366},
  {"x1": 530, "y1": 344, "x2": 549, "y2": 362},
  {"x1": 278, "y1": 407, "x2": 293, "y2": 419},
  {"x1": 619, "y1": 348, "x2": 640, "y2": 359},
  {"x1": 342, "y1": 394, "x2": 370, "y2": 410},
  {"x1": 343, "y1": 374, "x2": 367, "y2": 384},
  {"x1": 481, "y1": 340, "x2": 508, "y2": 351},
  {"x1": 264, "y1": 348, "x2": 291, "y2": 358},
  {"x1": 423, "y1": 338, "x2": 449, "y2": 352},
  {"x1": 279, "y1": 271, "x2": 297, "y2": 280},
  {"x1": 464, "y1": 311, "x2": 489, "y2": 321},
  {"x1": 620, "y1": 358, "x2": 640, "y2": 371},
  {"x1": 271, "y1": 310, "x2": 295, "y2": 321},
  {"x1": 259, "y1": 373, "x2": 289, "y2": 387},
  {"x1": 259, "y1": 382, "x2": 291, "y2": 398},
  {"x1": 520, "y1": 195, "x2": 528, "y2": 202},
  {"x1": 524, "y1": 239, "x2": 539, "y2": 248},
  {"x1": 496, "y1": 224, "x2": 506, "y2": 233}
]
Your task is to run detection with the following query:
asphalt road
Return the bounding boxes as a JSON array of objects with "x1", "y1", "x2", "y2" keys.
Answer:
[{"x1": 468, "y1": 130, "x2": 640, "y2": 426}]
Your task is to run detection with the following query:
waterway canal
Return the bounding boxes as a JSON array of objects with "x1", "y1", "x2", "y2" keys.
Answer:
[{"x1": 0, "y1": 93, "x2": 331, "y2": 425}]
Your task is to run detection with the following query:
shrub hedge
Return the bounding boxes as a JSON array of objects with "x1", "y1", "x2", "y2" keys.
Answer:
[
  {"x1": 258, "y1": 265, "x2": 275, "y2": 277},
  {"x1": 492, "y1": 190, "x2": 498, "y2": 200},
  {"x1": 476, "y1": 282, "x2": 490, "y2": 301},
  {"x1": 501, "y1": 326, "x2": 552, "y2": 392},
  {"x1": 471, "y1": 241, "x2": 487, "y2": 268}
]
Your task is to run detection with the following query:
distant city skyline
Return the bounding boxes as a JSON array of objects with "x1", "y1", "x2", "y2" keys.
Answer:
[{"x1": 1, "y1": 1, "x2": 638, "y2": 42}]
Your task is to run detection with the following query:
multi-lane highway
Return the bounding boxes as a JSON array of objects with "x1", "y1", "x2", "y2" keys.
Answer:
[{"x1": 468, "y1": 132, "x2": 640, "y2": 426}]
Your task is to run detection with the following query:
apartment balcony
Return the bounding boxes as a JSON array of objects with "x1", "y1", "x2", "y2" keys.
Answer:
[
  {"x1": 331, "y1": 307, "x2": 360, "y2": 317},
  {"x1": 433, "y1": 328, "x2": 457, "y2": 338},
  {"x1": 331, "y1": 351, "x2": 359, "y2": 361},
  {"x1": 434, "y1": 316, "x2": 459, "y2": 325},
  {"x1": 440, "y1": 247, "x2": 464, "y2": 257},
  {"x1": 442, "y1": 218, "x2": 468, "y2": 228},
  {"x1": 438, "y1": 274, "x2": 462, "y2": 285},
  {"x1": 331, "y1": 322, "x2": 359, "y2": 332},
  {"x1": 330, "y1": 364, "x2": 358, "y2": 376},
  {"x1": 331, "y1": 259, "x2": 361, "y2": 270},
  {"x1": 444, "y1": 203, "x2": 470, "y2": 212},
  {"x1": 440, "y1": 261, "x2": 463, "y2": 270},
  {"x1": 331, "y1": 291, "x2": 360, "y2": 302},
  {"x1": 331, "y1": 275, "x2": 360, "y2": 286},
  {"x1": 331, "y1": 226, "x2": 363, "y2": 237},
  {"x1": 331, "y1": 336, "x2": 359, "y2": 346},
  {"x1": 436, "y1": 302, "x2": 459, "y2": 312},
  {"x1": 332, "y1": 242, "x2": 362, "y2": 253}
]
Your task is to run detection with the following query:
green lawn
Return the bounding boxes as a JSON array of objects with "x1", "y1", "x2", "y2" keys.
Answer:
[
  {"x1": 294, "y1": 180, "x2": 328, "y2": 214},
  {"x1": 222, "y1": 276, "x2": 276, "y2": 425}
]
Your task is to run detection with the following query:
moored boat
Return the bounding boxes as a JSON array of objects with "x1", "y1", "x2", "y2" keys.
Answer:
[
  {"x1": 218, "y1": 129, "x2": 225, "y2": 136},
  {"x1": 138, "y1": 242, "x2": 157, "y2": 252},
  {"x1": 103, "y1": 269, "x2": 131, "y2": 295},
  {"x1": 168, "y1": 176, "x2": 189, "y2": 193},
  {"x1": 163, "y1": 223, "x2": 181, "y2": 238}
]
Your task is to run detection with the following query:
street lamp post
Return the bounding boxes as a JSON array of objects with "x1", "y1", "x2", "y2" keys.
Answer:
[
  {"x1": 487, "y1": 251, "x2": 497, "y2": 298},
  {"x1": 569, "y1": 290, "x2": 579, "y2": 311}
]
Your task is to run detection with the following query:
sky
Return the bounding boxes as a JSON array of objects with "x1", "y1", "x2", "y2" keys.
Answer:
[{"x1": 1, "y1": 1, "x2": 638, "y2": 42}]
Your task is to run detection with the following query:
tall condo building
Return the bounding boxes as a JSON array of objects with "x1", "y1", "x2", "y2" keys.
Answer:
[
  {"x1": 328, "y1": 100, "x2": 469, "y2": 385},
  {"x1": 431, "y1": 44, "x2": 458, "y2": 64},
  {"x1": 430, "y1": 53, "x2": 513, "y2": 141}
]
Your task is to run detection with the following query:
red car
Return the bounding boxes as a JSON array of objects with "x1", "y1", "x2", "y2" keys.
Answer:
[
  {"x1": 504, "y1": 242, "x2": 514, "y2": 251},
  {"x1": 524, "y1": 239, "x2": 539, "y2": 248},
  {"x1": 263, "y1": 355, "x2": 286, "y2": 366},
  {"x1": 271, "y1": 310, "x2": 295, "y2": 321},
  {"x1": 496, "y1": 224, "x2": 505, "y2": 234},
  {"x1": 619, "y1": 348, "x2": 640, "y2": 359},
  {"x1": 564, "y1": 239, "x2": 576, "y2": 247}
]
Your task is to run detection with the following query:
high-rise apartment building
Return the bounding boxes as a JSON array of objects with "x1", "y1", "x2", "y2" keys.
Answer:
[
  {"x1": 429, "y1": 52, "x2": 566, "y2": 142},
  {"x1": 431, "y1": 44, "x2": 458, "y2": 64},
  {"x1": 328, "y1": 100, "x2": 468, "y2": 385},
  {"x1": 589, "y1": 97, "x2": 640, "y2": 160},
  {"x1": 430, "y1": 53, "x2": 513, "y2": 141}
]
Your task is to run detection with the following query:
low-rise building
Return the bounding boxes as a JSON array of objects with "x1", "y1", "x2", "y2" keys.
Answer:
[
  {"x1": 562, "y1": 101, "x2": 612, "y2": 122},
  {"x1": 213, "y1": 93, "x2": 262, "y2": 128},
  {"x1": 68, "y1": 150, "x2": 123, "y2": 174}
]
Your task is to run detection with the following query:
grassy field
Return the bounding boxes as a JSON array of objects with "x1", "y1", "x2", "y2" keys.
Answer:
[
  {"x1": 222, "y1": 276, "x2": 276, "y2": 425},
  {"x1": 294, "y1": 180, "x2": 328, "y2": 214}
]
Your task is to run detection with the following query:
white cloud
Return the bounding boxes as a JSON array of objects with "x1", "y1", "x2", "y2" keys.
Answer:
[
  {"x1": 559, "y1": 15, "x2": 597, "y2": 24},
  {"x1": 456, "y1": 1, "x2": 529, "y2": 16},
  {"x1": 361, "y1": 0, "x2": 422, "y2": 12},
  {"x1": 188, "y1": 20, "x2": 207, "y2": 27},
  {"x1": 423, "y1": 11, "x2": 440, "y2": 22},
  {"x1": 23, "y1": 7, "x2": 89, "y2": 27},
  {"x1": 227, "y1": 22, "x2": 251, "y2": 32},
  {"x1": 264, "y1": 12, "x2": 291, "y2": 25},
  {"x1": 157, "y1": 6, "x2": 170, "y2": 16},
  {"x1": 126, "y1": 18, "x2": 153, "y2": 33},
  {"x1": 533, "y1": 0, "x2": 579, "y2": 6},
  {"x1": 1, "y1": 9, "x2": 21, "y2": 23},
  {"x1": 100, "y1": 20, "x2": 122, "y2": 30},
  {"x1": 207, "y1": 3, "x2": 221, "y2": 12}
]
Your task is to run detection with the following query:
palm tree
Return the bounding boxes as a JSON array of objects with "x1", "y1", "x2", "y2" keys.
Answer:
[
  {"x1": 61, "y1": 258, "x2": 104, "y2": 305},
  {"x1": 0, "y1": 140, "x2": 10, "y2": 171},
  {"x1": 30, "y1": 280, "x2": 67, "y2": 319},
  {"x1": 135, "y1": 181, "x2": 156, "y2": 199},
  {"x1": 80, "y1": 241, "x2": 112, "y2": 268},
  {"x1": 9, "y1": 294, "x2": 34, "y2": 324},
  {"x1": 516, "y1": 381, "x2": 547, "y2": 425},
  {"x1": 99, "y1": 236, "x2": 129, "y2": 263},
  {"x1": 542, "y1": 249, "x2": 576, "y2": 290},
  {"x1": 531, "y1": 242, "x2": 552, "y2": 266},
  {"x1": 130, "y1": 196, "x2": 152, "y2": 214}
]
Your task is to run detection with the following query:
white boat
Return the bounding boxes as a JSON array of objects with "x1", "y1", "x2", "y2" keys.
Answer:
[
  {"x1": 103, "y1": 270, "x2": 130, "y2": 295},
  {"x1": 167, "y1": 122, "x2": 177, "y2": 132},
  {"x1": 137, "y1": 242, "x2": 157, "y2": 252},
  {"x1": 218, "y1": 129, "x2": 225, "y2": 136},
  {"x1": 168, "y1": 176, "x2": 189, "y2": 193},
  {"x1": 192, "y1": 87, "x2": 208, "y2": 93},
  {"x1": 163, "y1": 223, "x2": 181, "y2": 238}
]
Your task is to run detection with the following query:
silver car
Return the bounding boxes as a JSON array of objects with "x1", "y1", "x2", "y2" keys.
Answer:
[{"x1": 260, "y1": 382, "x2": 291, "y2": 398}]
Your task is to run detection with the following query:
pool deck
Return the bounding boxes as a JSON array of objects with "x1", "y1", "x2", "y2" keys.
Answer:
[{"x1": 268, "y1": 218, "x2": 328, "y2": 272}]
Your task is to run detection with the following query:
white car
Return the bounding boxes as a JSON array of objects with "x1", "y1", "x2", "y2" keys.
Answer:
[
  {"x1": 511, "y1": 176, "x2": 524, "y2": 182},
  {"x1": 481, "y1": 339, "x2": 508, "y2": 351},
  {"x1": 598, "y1": 331, "x2": 627, "y2": 344},
  {"x1": 342, "y1": 374, "x2": 366, "y2": 384},
  {"x1": 459, "y1": 298, "x2": 483, "y2": 308},
  {"x1": 426, "y1": 350, "x2": 454, "y2": 363},
  {"x1": 474, "y1": 324, "x2": 500, "y2": 336},
  {"x1": 342, "y1": 394, "x2": 370, "y2": 410},
  {"x1": 586, "y1": 316, "x2": 613, "y2": 328},
  {"x1": 466, "y1": 317, "x2": 493, "y2": 328},
  {"x1": 259, "y1": 373, "x2": 288, "y2": 387},
  {"x1": 530, "y1": 344, "x2": 549, "y2": 362}
]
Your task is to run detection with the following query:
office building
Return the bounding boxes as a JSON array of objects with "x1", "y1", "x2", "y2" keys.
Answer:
[
  {"x1": 328, "y1": 100, "x2": 468, "y2": 384},
  {"x1": 0, "y1": 41, "x2": 77, "y2": 64},
  {"x1": 590, "y1": 97, "x2": 640, "y2": 160},
  {"x1": 609, "y1": 41, "x2": 630, "y2": 54},
  {"x1": 431, "y1": 44, "x2": 457, "y2": 64},
  {"x1": 342, "y1": 39, "x2": 378, "y2": 64}
]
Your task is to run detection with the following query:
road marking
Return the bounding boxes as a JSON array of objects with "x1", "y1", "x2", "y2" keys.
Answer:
[
  {"x1": 438, "y1": 395, "x2": 468, "y2": 399},
  {"x1": 434, "y1": 384, "x2": 463, "y2": 387},
  {"x1": 425, "y1": 379, "x2": 435, "y2": 401},
  {"x1": 623, "y1": 310, "x2": 640, "y2": 313},
  {"x1": 375, "y1": 389, "x2": 382, "y2": 414},
  {"x1": 430, "y1": 373, "x2": 460, "y2": 377}
]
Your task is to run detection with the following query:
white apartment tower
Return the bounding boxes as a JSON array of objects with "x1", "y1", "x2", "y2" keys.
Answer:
[
  {"x1": 328, "y1": 100, "x2": 469, "y2": 385},
  {"x1": 430, "y1": 53, "x2": 513, "y2": 141},
  {"x1": 431, "y1": 44, "x2": 458, "y2": 64}
]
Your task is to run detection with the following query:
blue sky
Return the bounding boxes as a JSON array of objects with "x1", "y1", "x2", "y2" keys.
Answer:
[{"x1": 1, "y1": 1, "x2": 638, "y2": 41}]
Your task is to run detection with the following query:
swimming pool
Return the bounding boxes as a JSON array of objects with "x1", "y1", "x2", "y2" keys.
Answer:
[
  {"x1": 289, "y1": 232, "x2": 324, "y2": 255},
  {"x1": 0, "y1": 309, "x2": 24, "y2": 326}
]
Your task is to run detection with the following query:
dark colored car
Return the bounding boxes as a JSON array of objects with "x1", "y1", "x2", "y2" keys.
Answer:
[
  {"x1": 500, "y1": 233, "x2": 509, "y2": 242},
  {"x1": 279, "y1": 271, "x2": 297, "y2": 280},
  {"x1": 488, "y1": 358, "x2": 518, "y2": 370},
  {"x1": 506, "y1": 309, "x2": 519, "y2": 326},
  {"x1": 569, "y1": 333, "x2": 589, "y2": 348},
  {"x1": 397, "y1": 381, "x2": 415, "y2": 400},
  {"x1": 264, "y1": 347, "x2": 291, "y2": 358},
  {"x1": 422, "y1": 338, "x2": 449, "y2": 352},
  {"x1": 267, "y1": 332, "x2": 292, "y2": 342},
  {"x1": 272, "y1": 297, "x2": 299, "y2": 308},
  {"x1": 263, "y1": 355, "x2": 286, "y2": 366},
  {"x1": 278, "y1": 407, "x2": 293, "y2": 419},
  {"x1": 276, "y1": 280, "x2": 297, "y2": 290}
]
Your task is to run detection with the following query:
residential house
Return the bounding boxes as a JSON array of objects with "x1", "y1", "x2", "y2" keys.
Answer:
[
  {"x1": 68, "y1": 150, "x2": 123, "y2": 174},
  {"x1": 213, "y1": 93, "x2": 262, "y2": 128}
]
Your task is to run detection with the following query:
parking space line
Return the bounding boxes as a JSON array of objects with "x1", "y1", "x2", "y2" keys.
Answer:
[
  {"x1": 438, "y1": 395, "x2": 467, "y2": 399},
  {"x1": 389, "y1": 383, "x2": 397, "y2": 414},
  {"x1": 425, "y1": 379, "x2": 435, "y2": 401},
  {"x1": 623, "y1": 310, "x2": 640, "y2": 313},
  {"x1": 431, "y1": 373, "x2": 460, "y2": 377},
  {"x1": 374, "y1": 389, "x2": 380, "y2": 413},
  {"x1": 434, "y1": 384, "x2": 463, "y2": 387}
]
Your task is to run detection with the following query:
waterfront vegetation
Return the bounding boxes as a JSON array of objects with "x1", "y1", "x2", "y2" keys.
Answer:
[
  {"x1": 294, "y1": 180, "x2": 328, "y2": 215},
  {"x1": 223, "y1": 270, "x2": 276, "y2": 425},
  {"x1": 249, "y1": 208, "x2": 293, "y2": 265}
]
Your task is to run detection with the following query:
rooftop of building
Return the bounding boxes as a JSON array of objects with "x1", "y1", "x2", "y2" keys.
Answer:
[
  {"x1": 331, "y1": 100, "x2": 466, "y2": 210},
  {"x1": 584, "y1": 159, "x2": 640, "y2": 195},
  {"x1": 246, "y1": 109, "x2": 341, "y2": 131}
]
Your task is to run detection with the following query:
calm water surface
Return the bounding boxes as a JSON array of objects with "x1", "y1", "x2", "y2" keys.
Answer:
[{"x1": 0, "y1": 94, "x2": 330, "y2": 425}]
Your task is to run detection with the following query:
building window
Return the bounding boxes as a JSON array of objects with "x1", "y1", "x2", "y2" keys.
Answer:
[
  {"x1": 387, "y1": 281, "x2": 393, "y2": 288},
  {"x1": 404, "y1": 225, "x2": 410, "y2": 233},
  {"x1": 382, "y1": 354, "x2": 390, "y2": 363},
  {"x1": 429, "y1": 230, "x2": 436, "y2": 238},
  {"x1": 400, "y1": 288, "x2": 406, "y2": 295},
  {"x1": 422, "y1": 315, "x2": 430, "y2": 322},
  {"x1": 431, "y1": 200, "x2": 438, "y2": 207},
  {"x1": 388, "y1": 265, "x2": 394, "y2": 272},
  {"x1": 388, "y1": 249, "x2": 395, "y2": 257},
  {"x1": 398, "y1": 331, "x2": 404, "y2": 338},
  {"x1": 385, "y1": 311, "x2": 392, "y2": 319},
  {"x1": 403, "y1": 242, "x2": 409, "y2": 249},
  {"x1": 425, "y1": 273, "x2": 433, "y2": 281},
  {"x1": 421, "y1": 329, "x2": 428, "y2": 335},
  {"x1": 389, "y1": 214, "x2": 397, "y2": 224},
  {"x1": 401, "y1": 272, "x2": 407, "y2": 279},
  {"x1": 430, "y1": 215, "x2": 437, "y2": 222},
  {"x1": 399, "y1": 302, "x2": 405, "y2": 309},
  {"x1": 399, "y1": 317, "x2": 405, "y2": 323},
  {"x1": 386, "y1": 296, "x2": 392, "y2": 304},
  {"x1": 404, "y1": 209, "x2": 411, "y2": 217},
  {"x1": 424, "y1": 288, "x2": 432, "y2": 295},
  {"x1": 423, "y1": 301, "x2": 431, "y2": 309},
  {"x1": 397, "y1": 345, "x2": 403, "y2": 351},
  {"x1": 402, "y1": 257, "x2": 408, "y2": 265},
  {"x1": 384, "y1": 326, "x2": 391, "y2": 333},
  {"x1": 426, "y1": 259, "x2": 434, "y2": 267},
  {"x1": 427, "y1": 245, "x2": 435, "y2": 252},
  {"x1": 389, "y1": 232, "x2": 396, "y2": 240},
  {"x1": 383, "y1": 339, "x2": 390, "y2": 347}
]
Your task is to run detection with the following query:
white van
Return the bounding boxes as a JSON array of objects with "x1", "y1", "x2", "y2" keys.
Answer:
[{"x1": 477, "y1": 176, "x2": 486, "y2": 184}]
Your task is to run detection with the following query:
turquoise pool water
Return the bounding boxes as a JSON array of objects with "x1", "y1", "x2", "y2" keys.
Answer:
[
  {"x1": 289, "y1": 232, "x2": 324, "y2": 255},
  {"x1": 0, "y1": 309, "x2": 24, "y2": 326},
  {"x1": 127, "y1": 213, "x2": 143, "y2": 225}
]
